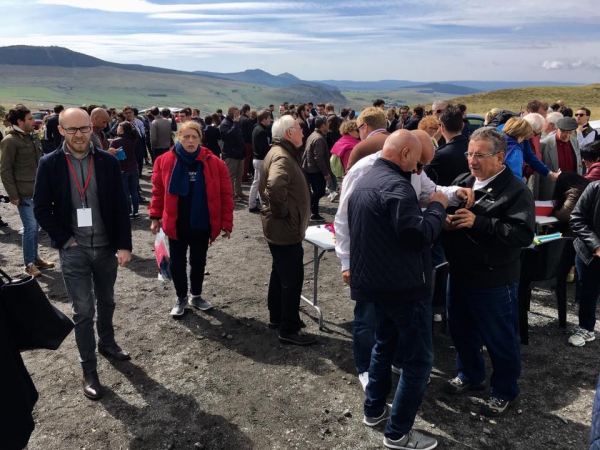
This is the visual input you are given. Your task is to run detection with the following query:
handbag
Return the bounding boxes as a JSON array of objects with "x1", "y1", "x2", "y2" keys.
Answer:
[{"x1": 0, "y1": 268, "x2": 74, "y2": 351}]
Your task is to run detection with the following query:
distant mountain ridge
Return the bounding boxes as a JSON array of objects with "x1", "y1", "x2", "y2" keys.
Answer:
[{"x1": 193, "y1": 68, "x2": 334, "y2": 89}]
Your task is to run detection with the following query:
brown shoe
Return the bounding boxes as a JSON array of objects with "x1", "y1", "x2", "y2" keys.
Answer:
[
  {"x1": 25, "y1": 264, "x2": 41, "y2": 277},
  {"x1": 35, "y1": 258, "x2": 55, "y2": 269}
]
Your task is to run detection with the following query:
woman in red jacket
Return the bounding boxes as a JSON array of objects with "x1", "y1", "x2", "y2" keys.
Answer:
[{"x1": 150, "y1": 121, "x2": 234, "y2": 317}]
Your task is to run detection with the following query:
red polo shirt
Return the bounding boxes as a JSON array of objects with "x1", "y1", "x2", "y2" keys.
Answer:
[{"x1": 556, "y1": 136, "x2": 575, "y2": 172}]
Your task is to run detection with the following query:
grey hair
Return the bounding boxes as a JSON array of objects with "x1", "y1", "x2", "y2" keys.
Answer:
[
  {"x1": 523, "y1": 113, "x2": 545, "y2": 133},
  {"x1": 546, "y1": 111, "x2": 563, "y2": 127},
  {"x1": 470, "y1": 127, "x2": 507, "y2": 155},
  {"x1": 271, "y1": 115, "x2": 297, "y2": 141},
  {"x1": 432, "y1": 100, "x2": 447, "y2": 110}
]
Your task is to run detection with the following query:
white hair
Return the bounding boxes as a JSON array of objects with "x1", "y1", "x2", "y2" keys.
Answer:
[
  {"x1": 523, "y1": 113, "x2": 545, "y2": 133},
  {"x1": 271, "y1": 115, "x2": 296, "y2": 141},
  {"x1": 546, "y1": 111, "x2": 563, "y2": 127},
  {"x1": 432, "y1": 100, "x2": 447, "y2": 110}
]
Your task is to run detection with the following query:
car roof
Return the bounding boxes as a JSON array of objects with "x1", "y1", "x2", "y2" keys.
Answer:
[{"x1": 589, "y1": 119, "x2": 600, "y2": 131}]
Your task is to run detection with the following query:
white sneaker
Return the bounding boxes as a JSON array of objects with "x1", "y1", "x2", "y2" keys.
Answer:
[
  {"x1": 359, "y1": 372, "x2": 369, "y2": 391},
  {"x1": 18, "y1": 227, "x2": 24, "y2": 235},
  {"x1": 433, "y1": 314, "x2": 442, "y2": 322},
  {"x1": 170, "y1": 298, "x2": 186, "y2": 317},
  {"x1": 329, "y1": 191, "x2": 339, "y2": 202},
  {"x1": 568, "y1": 328, "x2": 595, "y2": 347}
]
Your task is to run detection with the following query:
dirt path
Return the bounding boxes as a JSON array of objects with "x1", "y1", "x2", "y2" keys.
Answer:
[{"x1": 0, "y1": 172, "x2": 596, "y2": 450}]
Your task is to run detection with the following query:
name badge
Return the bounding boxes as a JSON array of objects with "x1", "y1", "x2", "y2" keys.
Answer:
[{"x1": 77, "y1": 208, "x2": 93, "y2": 227}]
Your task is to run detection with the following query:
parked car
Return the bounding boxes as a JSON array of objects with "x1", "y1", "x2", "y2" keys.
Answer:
[
  {"x1": 589, "y1": 120, "x2": 600, "y2": 133},
  {"x1": 466, "y1": 114, "x2": 485, "y2": 136},
  {"x1": 31, "y1": 111, "x2": 48, "y2": 131}
]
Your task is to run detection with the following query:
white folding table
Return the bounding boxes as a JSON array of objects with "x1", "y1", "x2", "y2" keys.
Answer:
[{"x1": 302, "y1": 225, "x2": 336, "y2": 330}]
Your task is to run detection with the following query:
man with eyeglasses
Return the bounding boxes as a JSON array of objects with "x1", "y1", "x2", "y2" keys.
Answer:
[
  {"x1": 575, "y1": 107, "x2": 598, "y2": 148},
  {"x1": 442, "y1": 127, "x2": 535, "y2": 419},
  {"x1": 33, "y1": 107, "x2": 133, "y2": 400},
  {"x1": 431, "y1": 100, "x2": 447, "y2": 146},
  {"x1": 537, "y1": 117, "x2": 582, "y2": 200}
]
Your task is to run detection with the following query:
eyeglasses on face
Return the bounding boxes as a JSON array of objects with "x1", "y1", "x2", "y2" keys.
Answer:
[
  {"x1": 436, "y1": 109, "x2": 444, "y2": 114},
  {"x1": 63, "y1": 126, "x2": 92, "y2": 134},
  {"x1": 464, "y1": 152, "x2": 498, "y2": 160},
  {"x1": 575, "y1": 113, "x2": 586, "y2": 117}
]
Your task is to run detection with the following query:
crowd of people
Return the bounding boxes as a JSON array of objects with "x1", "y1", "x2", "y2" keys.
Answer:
[{"x1": 1, "y1": 96, "x2": 600, "y2": 450}]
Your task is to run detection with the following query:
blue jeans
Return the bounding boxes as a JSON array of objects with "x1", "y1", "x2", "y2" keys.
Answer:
[
  {"x1": 447, "y1": 278, "x2": 520, "y2": 401},
  {"x1": 17, "y1": 199, "x2": 38, "y2": 265},
  {"x1": 122, "y1": 170, "x2": 140, "y2": 214},
  {"x1": 364, "y1": 289, "x2": 433, "y2": 440},
  {"x1": 353, "y1": 301, "x2": 404, "y2": 374},
  {"x1": 59, "y1": 245, "x2": 118, "y2": 373},
  {"x1": 575, "y1": 254, "x2": 600, "y2": 331}
]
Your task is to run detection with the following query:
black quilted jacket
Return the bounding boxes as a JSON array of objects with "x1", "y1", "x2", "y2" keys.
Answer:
[{"x1": 348, "y1": 158, "x2": 446, "y2": 302}]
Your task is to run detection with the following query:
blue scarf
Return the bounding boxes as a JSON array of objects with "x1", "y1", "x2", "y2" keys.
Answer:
[{"x1": 168, "y1": 142, "x2": 209, "y2": 230}]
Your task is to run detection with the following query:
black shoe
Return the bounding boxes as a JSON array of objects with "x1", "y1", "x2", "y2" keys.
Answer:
[
  {"x1": 98, "y1": 342, "x2": 131, "y2": 361},
  {"x1": 139, "y1": 197, "x2": 150, "y2": 205},
  {"x1": 268, "y1": 320, "x2": 306, "y2": 330},
  {"x1": 279, "y1": 331, "x2": 316, "y2": 346},
  {"x1": 249, "y1": 207, "x2": 261, "y2": 213},
  {"x1": 310, "y1": 214, "x2": 326, "y2": 223},
  {"x1": 443, "y1": 376, "x2": 486, "y2": 395},
  {"x1": 480, "y1": 396, "x2": 518, "y2": 417},
  {"x1": 129, "y1": 213, "x2": 140, "y2": 220},
  {"x1": 82, "y1": 370, "x2": 103, "y2": 400},
  {"x1": 0, "y1": 219, "x2": 8, "y2": 227}
]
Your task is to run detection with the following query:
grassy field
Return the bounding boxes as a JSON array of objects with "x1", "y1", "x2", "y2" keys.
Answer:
[
  {"x1": 0, "y1": 65, "x2": 343, "y2": 112},
  {"x1": 343, "y1": 89, "x2": 452, "y2": 111},
  {"x1": 449, "y1": 84, "x2": 600, "y2": 118}
]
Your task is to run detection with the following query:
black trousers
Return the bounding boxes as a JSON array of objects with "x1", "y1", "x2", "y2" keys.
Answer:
[
  {"x1": 267, "y1": 242, "x2": 304, "y2": 335},
  {"x1": 168, "y1": 229, "x2": 210, "y2": 299},
  {"x1": 306, "y1": 171, "x2": 326, "y2": 215},
  {"x1": 153, "y1": 147, "x2": 170, "y2": 163}
]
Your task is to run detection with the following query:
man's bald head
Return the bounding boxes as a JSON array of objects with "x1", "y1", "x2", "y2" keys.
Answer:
[
  {"x1": 58, "y1": 108, "x2": 92, "y2": 157},
  {"x1": 381, "y1": 129, "x2": 422, "y2": 173},
  {"x1": 59, "y1": 107, "x2": 91, "y2": 128},
  {"x1": 412, "y1": 130, "x2": 435, "y2": 166},
  {"x1": 90, "y1": 107, "x2": 110, "y2": 129}
]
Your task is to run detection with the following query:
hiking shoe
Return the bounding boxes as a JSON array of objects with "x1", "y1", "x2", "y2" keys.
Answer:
[
  {"x1": 170, "y1": 298, "x2": 187, "y2": 317},
  {"x1": 189, "y1": 295, "x2": 213, "y2": 311},
  {"x1": 383, "y1": 430, "x2": 438, "y2": 450},
  {"x1": 359, "y1": 372, "x2": 369, "y2": 391},
  {"x1": 392, "y1": 365, "x2": 403, "y2": 376},
  {"x1": 278, "y1": 331, "x2": 316, "y2": 346},
  {"x1": 480, "y1": 396, "x2": 518, "y2": 417},
  {"x1": 443, "y1": 376, "x2": 486, "y2": 395},
  {"x1": 310, "y1": 214, "x2": 326, "y2": 223},
  {"x1": 363, "y1": 404, "x2": 392, "y2": 427},
  {"x1": 568, "y1": 328, "x2": 595, "y2": 347},
  {"x1": 25, "y1": 263, "x2": 41, "y2": 277},
  {"x1": 34, "y1": 258, "x2": 55, "y2": 269}
]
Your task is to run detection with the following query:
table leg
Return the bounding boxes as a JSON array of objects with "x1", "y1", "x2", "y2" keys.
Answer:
[{"x1": 301, "y1": 245, "x2": 325, "y2": 330}]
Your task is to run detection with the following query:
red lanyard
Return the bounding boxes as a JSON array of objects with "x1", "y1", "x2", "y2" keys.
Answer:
[{"x1": 64, "y1": 153, "x2": 93, "y2": 207}]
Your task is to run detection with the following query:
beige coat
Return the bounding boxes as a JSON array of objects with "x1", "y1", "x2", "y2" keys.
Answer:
[
  {"x1": 259, "y1": 138, "x2": 311, "y2": 245},
  {"x1": 0, "y1": 129, "x2": 43, "y2": 200}
]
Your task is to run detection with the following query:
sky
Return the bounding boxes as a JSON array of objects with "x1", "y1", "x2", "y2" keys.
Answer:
[{"x1": 3, "y1": 0, "x2": 600, "y2": 83}]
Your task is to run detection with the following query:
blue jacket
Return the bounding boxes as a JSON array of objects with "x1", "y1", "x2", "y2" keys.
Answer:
[
  {"x1": 33, "y1": 147, "x2": 132, "y2": 252},
  {"x1": 497, "y1": 124, "x2": 550, "y2": 181},
  {"x1": 591, "y1": 372, "x2": 600, "y2": 450},
  {"x1": 348, "y1": 158, "x2": 446, "y2": 301}
]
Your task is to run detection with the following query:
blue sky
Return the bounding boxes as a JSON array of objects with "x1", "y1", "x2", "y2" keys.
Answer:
[{"x1": 4, "y1": 0, "x2": 600, "y2": 83}]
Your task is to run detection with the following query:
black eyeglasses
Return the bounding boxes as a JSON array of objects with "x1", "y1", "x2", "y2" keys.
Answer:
[
  {"x1": 357, "y1": 123, "x2": 365, "y2": 130},
  {"x1": 63, "y1": 126, "x2": 92, "y2": 134},
  {"x1": 575, "y1": 113, "x2": 586, "y2": 117},
  {"x1": 464, "y1": 152, "x2": 498, "y2": 160},
  {"x1": 436, "y1": 109, "x2": 444, "y2": 114}
]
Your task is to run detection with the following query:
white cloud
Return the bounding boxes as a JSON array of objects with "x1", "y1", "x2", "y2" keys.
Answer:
[{"x1": 542, "y1": 59, "x2": 600, "y2": 71}]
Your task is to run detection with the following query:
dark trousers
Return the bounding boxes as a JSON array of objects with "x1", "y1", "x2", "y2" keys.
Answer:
[
  {"x1": 168, "y1": 229, "x2": 210, "y2": 299},
  {"x1": 447, "y1": 278, "x2": 520, "y2": 401},
  {"x1": 122, "y1": 170, "x2": 140, "y2": 214},
  {"x1": 153, "y1": 147, "x2": 169, "y2": 163},
  {"x1": 58, "y1": 245, "x2": 118, "y2": 373},
  {"x1": 243, "y1": 143, "x2": 253, "y2": 181},
  {"x1": 575, "y1": 254, "x2": 600, "y2": 331},
  {"x1": 354, "y1": 300, "x2": 404, "y2": 374},
  {"x1": 267, "y1": 242, "x2": 304, "y2": 335},
  {"x1": 364, "y1": 289, "x2": 433, "y2": 440},
  {"x1": 306, "y1": 171, "x2": 326, "y2": 215}
]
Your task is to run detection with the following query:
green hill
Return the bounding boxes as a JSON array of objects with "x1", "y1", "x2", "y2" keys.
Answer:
[
  {"x1": 449, "y1": 84, "x2": 600, "y2": 117},
  {"x1": 0, "y1": 65, "x2": 345, "y2": 111}
]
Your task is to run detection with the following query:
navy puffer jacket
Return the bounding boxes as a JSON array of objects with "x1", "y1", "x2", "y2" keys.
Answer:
[{"x1": 348, "y1": 158, "x2": 446, "y2": 302}]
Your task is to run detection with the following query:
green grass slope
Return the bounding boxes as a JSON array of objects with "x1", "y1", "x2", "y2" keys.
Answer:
[{"x1": 449, "y1": 84, "x2": 600, "y2": 117}]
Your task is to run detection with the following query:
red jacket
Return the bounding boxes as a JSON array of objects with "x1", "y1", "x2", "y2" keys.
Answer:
[
  {"x1": 150, "y1": 146, "x2": 234, "y2": 242},
  {"x1": 585, "y1": 162, "x2": 600, "y2": 182}
]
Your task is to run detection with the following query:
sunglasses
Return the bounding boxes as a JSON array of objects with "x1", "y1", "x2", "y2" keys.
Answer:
[
  {"x1": 575, "y1": 113, "x2": 586, "y2": 117},
  {"x1": 436, "y1": 109, "x2": 444, "y2": 114}
]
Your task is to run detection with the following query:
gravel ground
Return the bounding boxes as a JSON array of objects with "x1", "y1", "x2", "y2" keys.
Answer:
[{"x1": 0, "y1": 171, "x2": 597, "y2": 450}]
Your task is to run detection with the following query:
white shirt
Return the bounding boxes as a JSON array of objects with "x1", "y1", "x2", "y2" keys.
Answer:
[
  {"x1": 473, "y1": 166, "x2": 506, "y2": 191},
  {"x1": 334, "y1": 151, "x2": 462, "y2": 271},
  {"x1": 577, "y1": 126, "x2": 598, "y2": 148}
]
